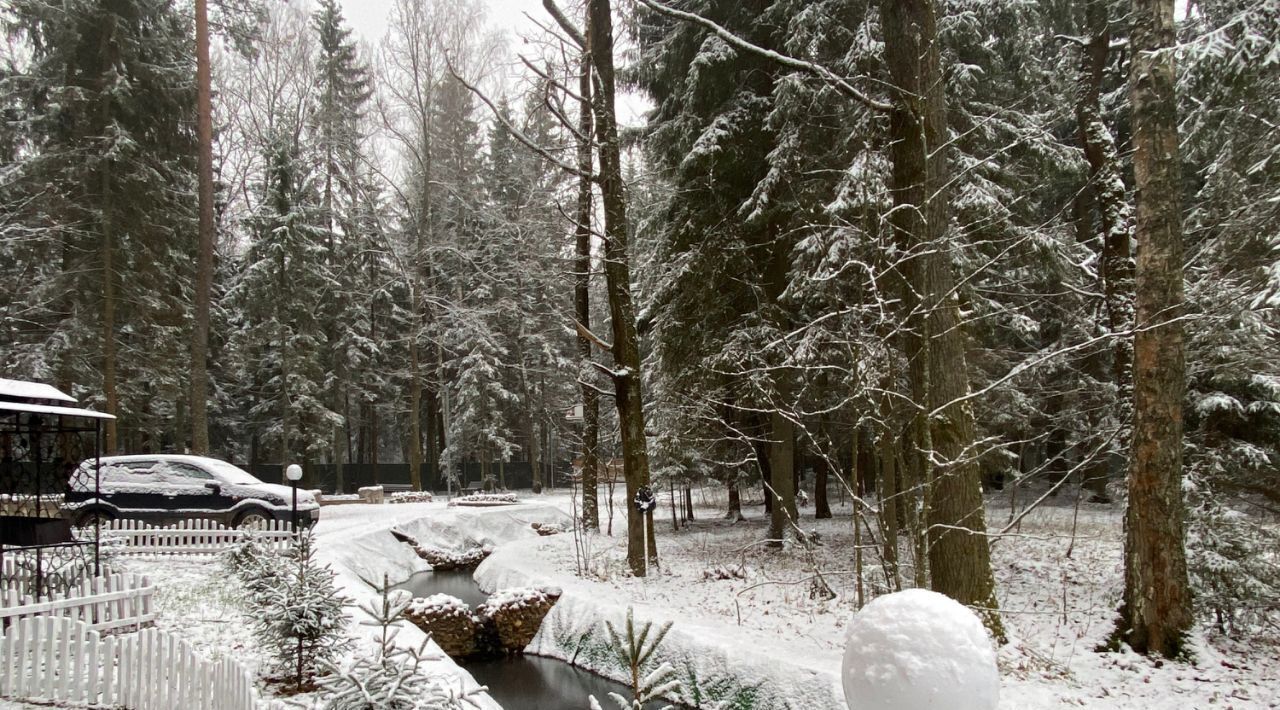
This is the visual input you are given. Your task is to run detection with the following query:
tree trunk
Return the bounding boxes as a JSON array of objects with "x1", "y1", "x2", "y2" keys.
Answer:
[
  {"x1": 813, "y1": 453, "x2": 832, "y2": 519},
  {"x1": 1113, "y1": 0, "x2": 1192, "y2": 658},
  {"x1": 767, "y1": 410, "x2": 797, "y2": 547},
  {"x1": 881, "y1": 0, "x2": 1004, "y2": 641},
  {"x1": 408, "y1": 333, "x2": 423, "y2": 490},
  {"x1": 98, "y1": 15, "x2": 119, "y2": 453},
  {"x1": 576, "y1": 47, "x2": 600, "y2": 529},
  {"x1": 587, "y1": 0, "x2": 656, "y2": 575},
  {"x1": 1075, "y1": 0, "x2": 1132, "y2": 505},
  {"x1": 190, "y1": 0, "x2": 214, "y2": 455},
  {"x1": 878, "y1": 421, "x2": 902, "y2": 590},
  {"x1": 101, "y1": 174, "x2": 118, "y2": 454},
  {"x1": 726, "y1": 484, "x2": 744, "y2": 521}
]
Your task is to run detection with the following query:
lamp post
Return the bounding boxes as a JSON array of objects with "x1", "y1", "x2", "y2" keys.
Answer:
[{"x1": 285, "y1": 463, "x2": 302, "y2": 533}]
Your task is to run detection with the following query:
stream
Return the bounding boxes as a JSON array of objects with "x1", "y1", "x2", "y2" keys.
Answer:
[{"x1": 395, "y1": 570, "x2": 682, "y2": 710}]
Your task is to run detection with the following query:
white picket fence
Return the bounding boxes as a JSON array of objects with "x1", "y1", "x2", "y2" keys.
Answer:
[
  {"x1": 0, "y1": 615, "x2": 258, "y2": 710},
  {"x1": 0, "y1": 573, "x2": 154, "y2": 634},
  {"x1": 100, "y1": 518, "x2": 294, "y2": 555}
]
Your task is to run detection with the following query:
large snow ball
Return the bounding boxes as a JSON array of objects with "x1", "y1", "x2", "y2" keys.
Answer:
[{"x1": 841, "y1": 589, "x2": 998, "y2": 710}]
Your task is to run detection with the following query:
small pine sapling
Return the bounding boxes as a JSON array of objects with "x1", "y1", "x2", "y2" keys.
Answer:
[
  {"x1": 317, "y1": 575, "x2": 484, "y2": 709},
  {"x1": 252, "y1": 530, "x2": 352, "y2": 691},
  {"x1": 225, "y1": 531, "x2": 283, "y2": 606},
  {"x1": 588, "y1": 607, "x2": 682, "y2": 709}
]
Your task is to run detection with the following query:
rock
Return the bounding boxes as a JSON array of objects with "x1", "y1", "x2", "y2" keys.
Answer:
[
  {"x1": 413, "y1": 544, "x2": 492, "y2": 570},
  {"x1": 405, "y1": 594, "x2": 479, "y2": 658},
  {"x1": 531, "y1": 522, "x2": 565, "y2": 536},
  {"x1": 389, "y1": 528, "x2": 493, "y2": 570},
  {"x1": 478, "y1": 586, "x2": 563, "y2": 654},
  {"x1": 357, "y1": 485, "x2": 384, "y2": 504}
]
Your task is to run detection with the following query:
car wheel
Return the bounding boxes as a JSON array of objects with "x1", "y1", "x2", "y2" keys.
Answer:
[
  {"x1": 75, "y1": 509, "x2": 115, "y2": 528},
  {"x1": 234, "y1": 508, "x2": 272, "y2": 530}
]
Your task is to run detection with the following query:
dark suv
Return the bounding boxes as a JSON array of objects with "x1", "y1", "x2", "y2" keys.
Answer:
[{"x1": 64, "y1": 455, "x2": 320, "y2": 528}]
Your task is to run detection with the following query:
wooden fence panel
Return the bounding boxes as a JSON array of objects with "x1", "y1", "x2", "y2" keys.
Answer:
[
  {"x1": 0, "y1": 616, "x2": 260, "y2": 710},
  {"x1": 98, "y1": 518, "x2": 293, "y2": 555},
  {"x1": 0, "y1": 573, "x2": 156, "y2": 633}
]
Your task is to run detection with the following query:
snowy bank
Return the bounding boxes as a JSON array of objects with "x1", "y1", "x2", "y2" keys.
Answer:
[
  {"x1": 312, "y1": 500, "x2": 572, "y2": 709},
  {"x1": 475, "y1": 534, "x2": 847, "y2": 710}
]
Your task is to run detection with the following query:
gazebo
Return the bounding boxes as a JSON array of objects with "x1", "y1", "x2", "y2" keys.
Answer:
[{"x1": 0, "y1": 377, "x2": 112, "y2": 598}]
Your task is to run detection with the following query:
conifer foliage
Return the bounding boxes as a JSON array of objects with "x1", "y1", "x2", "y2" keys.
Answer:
[{"x1": 237, "y1": 531, "x2": 351, "y2": 691}]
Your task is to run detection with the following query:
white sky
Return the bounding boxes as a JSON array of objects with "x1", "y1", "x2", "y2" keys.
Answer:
[
  {"x1": 340, "y1": 0, "x2": 545, "y2": 47},
  {"x1": 338, "y1": 0, "x2": 651, "y2": 126}
]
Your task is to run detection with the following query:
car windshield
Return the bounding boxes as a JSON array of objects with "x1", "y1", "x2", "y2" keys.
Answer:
[{"x1": 205, "y1": 460, "x2": 264, "y2": 486}]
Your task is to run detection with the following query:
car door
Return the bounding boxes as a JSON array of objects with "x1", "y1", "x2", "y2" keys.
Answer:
[
  {"x1": 99, "y1": 461, "x2": 170, "y2": 522},
  {"x1": 149, "y1": 461, "x2": 227, "y2": 523}
]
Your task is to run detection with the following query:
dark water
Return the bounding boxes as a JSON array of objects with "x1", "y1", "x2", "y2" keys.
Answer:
[
  {"x1": 395, "y1": 569, "x2": 490, "y2": 607},
  {"x1": 465, "y1": 655, "x2": 675, "y2": 710},
  {"x1": 392, "y1": 570, "x2": 681, "y2": 710}
]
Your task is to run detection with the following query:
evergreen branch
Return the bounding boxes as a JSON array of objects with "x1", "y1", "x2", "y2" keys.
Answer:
[{"x1": 634, "y1": 0, "x2": 892, "y2": 113}]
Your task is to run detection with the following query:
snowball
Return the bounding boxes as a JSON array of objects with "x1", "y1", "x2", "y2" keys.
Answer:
[{"x1": 841, "y1": 589, "x2": 998, "y2": 710}]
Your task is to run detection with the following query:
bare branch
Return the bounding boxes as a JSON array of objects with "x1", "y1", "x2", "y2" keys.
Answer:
[
  {"x1": 445, "y1": 53, "x2": 599, "y2": 182},
  {"x1": 542, "y1": 0, "x2": 586, "y2": 49},
  {"x1": 575, "y1": 318, "x2": 615, "y2": 353}
]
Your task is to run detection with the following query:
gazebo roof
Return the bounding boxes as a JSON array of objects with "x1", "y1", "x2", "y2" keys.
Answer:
[
  {"x1": 0, "y1": 378, "x2": 115, "y2": 420},
  {"x1": 0, "y1": 378, "x2": 76, "y2": 404}
]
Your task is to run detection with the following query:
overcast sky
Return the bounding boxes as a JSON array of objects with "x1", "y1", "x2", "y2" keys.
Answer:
[
  {"x1": 337, "y1": 0, "x2": 650, "y2": 126},
  {"x1": 339, "y1": 0, "x2": 545, "y2": 46}
]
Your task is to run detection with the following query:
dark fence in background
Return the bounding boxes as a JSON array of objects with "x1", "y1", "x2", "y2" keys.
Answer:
[{"x1": 243, "y1": 460, "x2": 574, "y2": 494}]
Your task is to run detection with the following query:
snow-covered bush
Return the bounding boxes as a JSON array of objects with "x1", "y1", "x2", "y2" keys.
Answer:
[
  {"x1": 448, "y1": 492, "x2": 517, "y2": 507},
  {"x1": 588, "y1": 607, "x2": 681, "y2": 710},
  {"x1": 841, "y1": 589, "x2": 998, "y2": 710},
  {"x1": 250, "y1": 530, "x2": 352, "y2": 690},
  {"x1": 317, "y1": 577, "x2": 483, "y2": 709},
  {"x1": 389, "y1": 491, "x2": 435, "y2": 504},
  {"x1": 1186, "y1": 476, "x2": 1280, "y2": 633}
]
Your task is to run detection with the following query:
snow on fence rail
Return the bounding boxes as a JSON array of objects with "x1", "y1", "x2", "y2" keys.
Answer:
[
  {"x1": 100, "y1": 518, "x2": 294, "y2": 555},
  {"x1": 0, "y1": 615, "x2": 258, "y2": 710},
  {"x1": 0, "y1": 573, "x2": 155, "y2": 634}
]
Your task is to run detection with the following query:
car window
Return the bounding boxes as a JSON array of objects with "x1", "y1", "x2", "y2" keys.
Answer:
[
  {"x1": 97, "y1": 463, "x2": 146, "y2": 484},
  {"x1": 204, "y1": 460, "x2": 263, "y2": 486},
  {"x1": 152, "y1": 462, "x2": 214, "y2": 481}
]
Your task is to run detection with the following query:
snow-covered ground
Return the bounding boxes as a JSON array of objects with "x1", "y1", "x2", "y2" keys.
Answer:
[
  {"x1": 473, "y1": 488, "x2": 1279, "y2": 710},
  {"x1": 99, "y1": 489, "x2": 1278, "y2": 709}
]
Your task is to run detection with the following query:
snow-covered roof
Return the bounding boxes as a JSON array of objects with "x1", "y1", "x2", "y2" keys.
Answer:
[
  {"x1": 0, "y1": 377, "x2": 76, "y2": 403},
  {"x1": 0, "y1": 400, "x2": 116, "y2": 420}
]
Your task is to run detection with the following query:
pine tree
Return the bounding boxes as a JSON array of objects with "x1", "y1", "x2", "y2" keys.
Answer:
[
  {"x1": 3, "y1": 0, "x2": 199, "y2": 450},
  {"x1": 251, "y1": 531, "x2": 351, "y2": 690},
  {"x1": 317, "y1": 576, "x2": 483, "y2": 709}
]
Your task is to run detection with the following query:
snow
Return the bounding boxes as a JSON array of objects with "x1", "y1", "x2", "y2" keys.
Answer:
[
  {"x1": 841, "y1": 589, "x2": 999, "y2": 710},
  {"x1": 407, "y1": 593, "x2": 474, "y2": 617},
  {"x1": 90, "y1": 489, "x2": 1278, "y2": 710},
  {"x1": 0, "y1": 377, "x2": 76, "y2": 402}
]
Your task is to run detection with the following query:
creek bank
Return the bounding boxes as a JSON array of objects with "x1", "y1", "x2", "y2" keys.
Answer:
[{"x1": 403, "y1": 584, "x2": 562, "y2": 660}]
